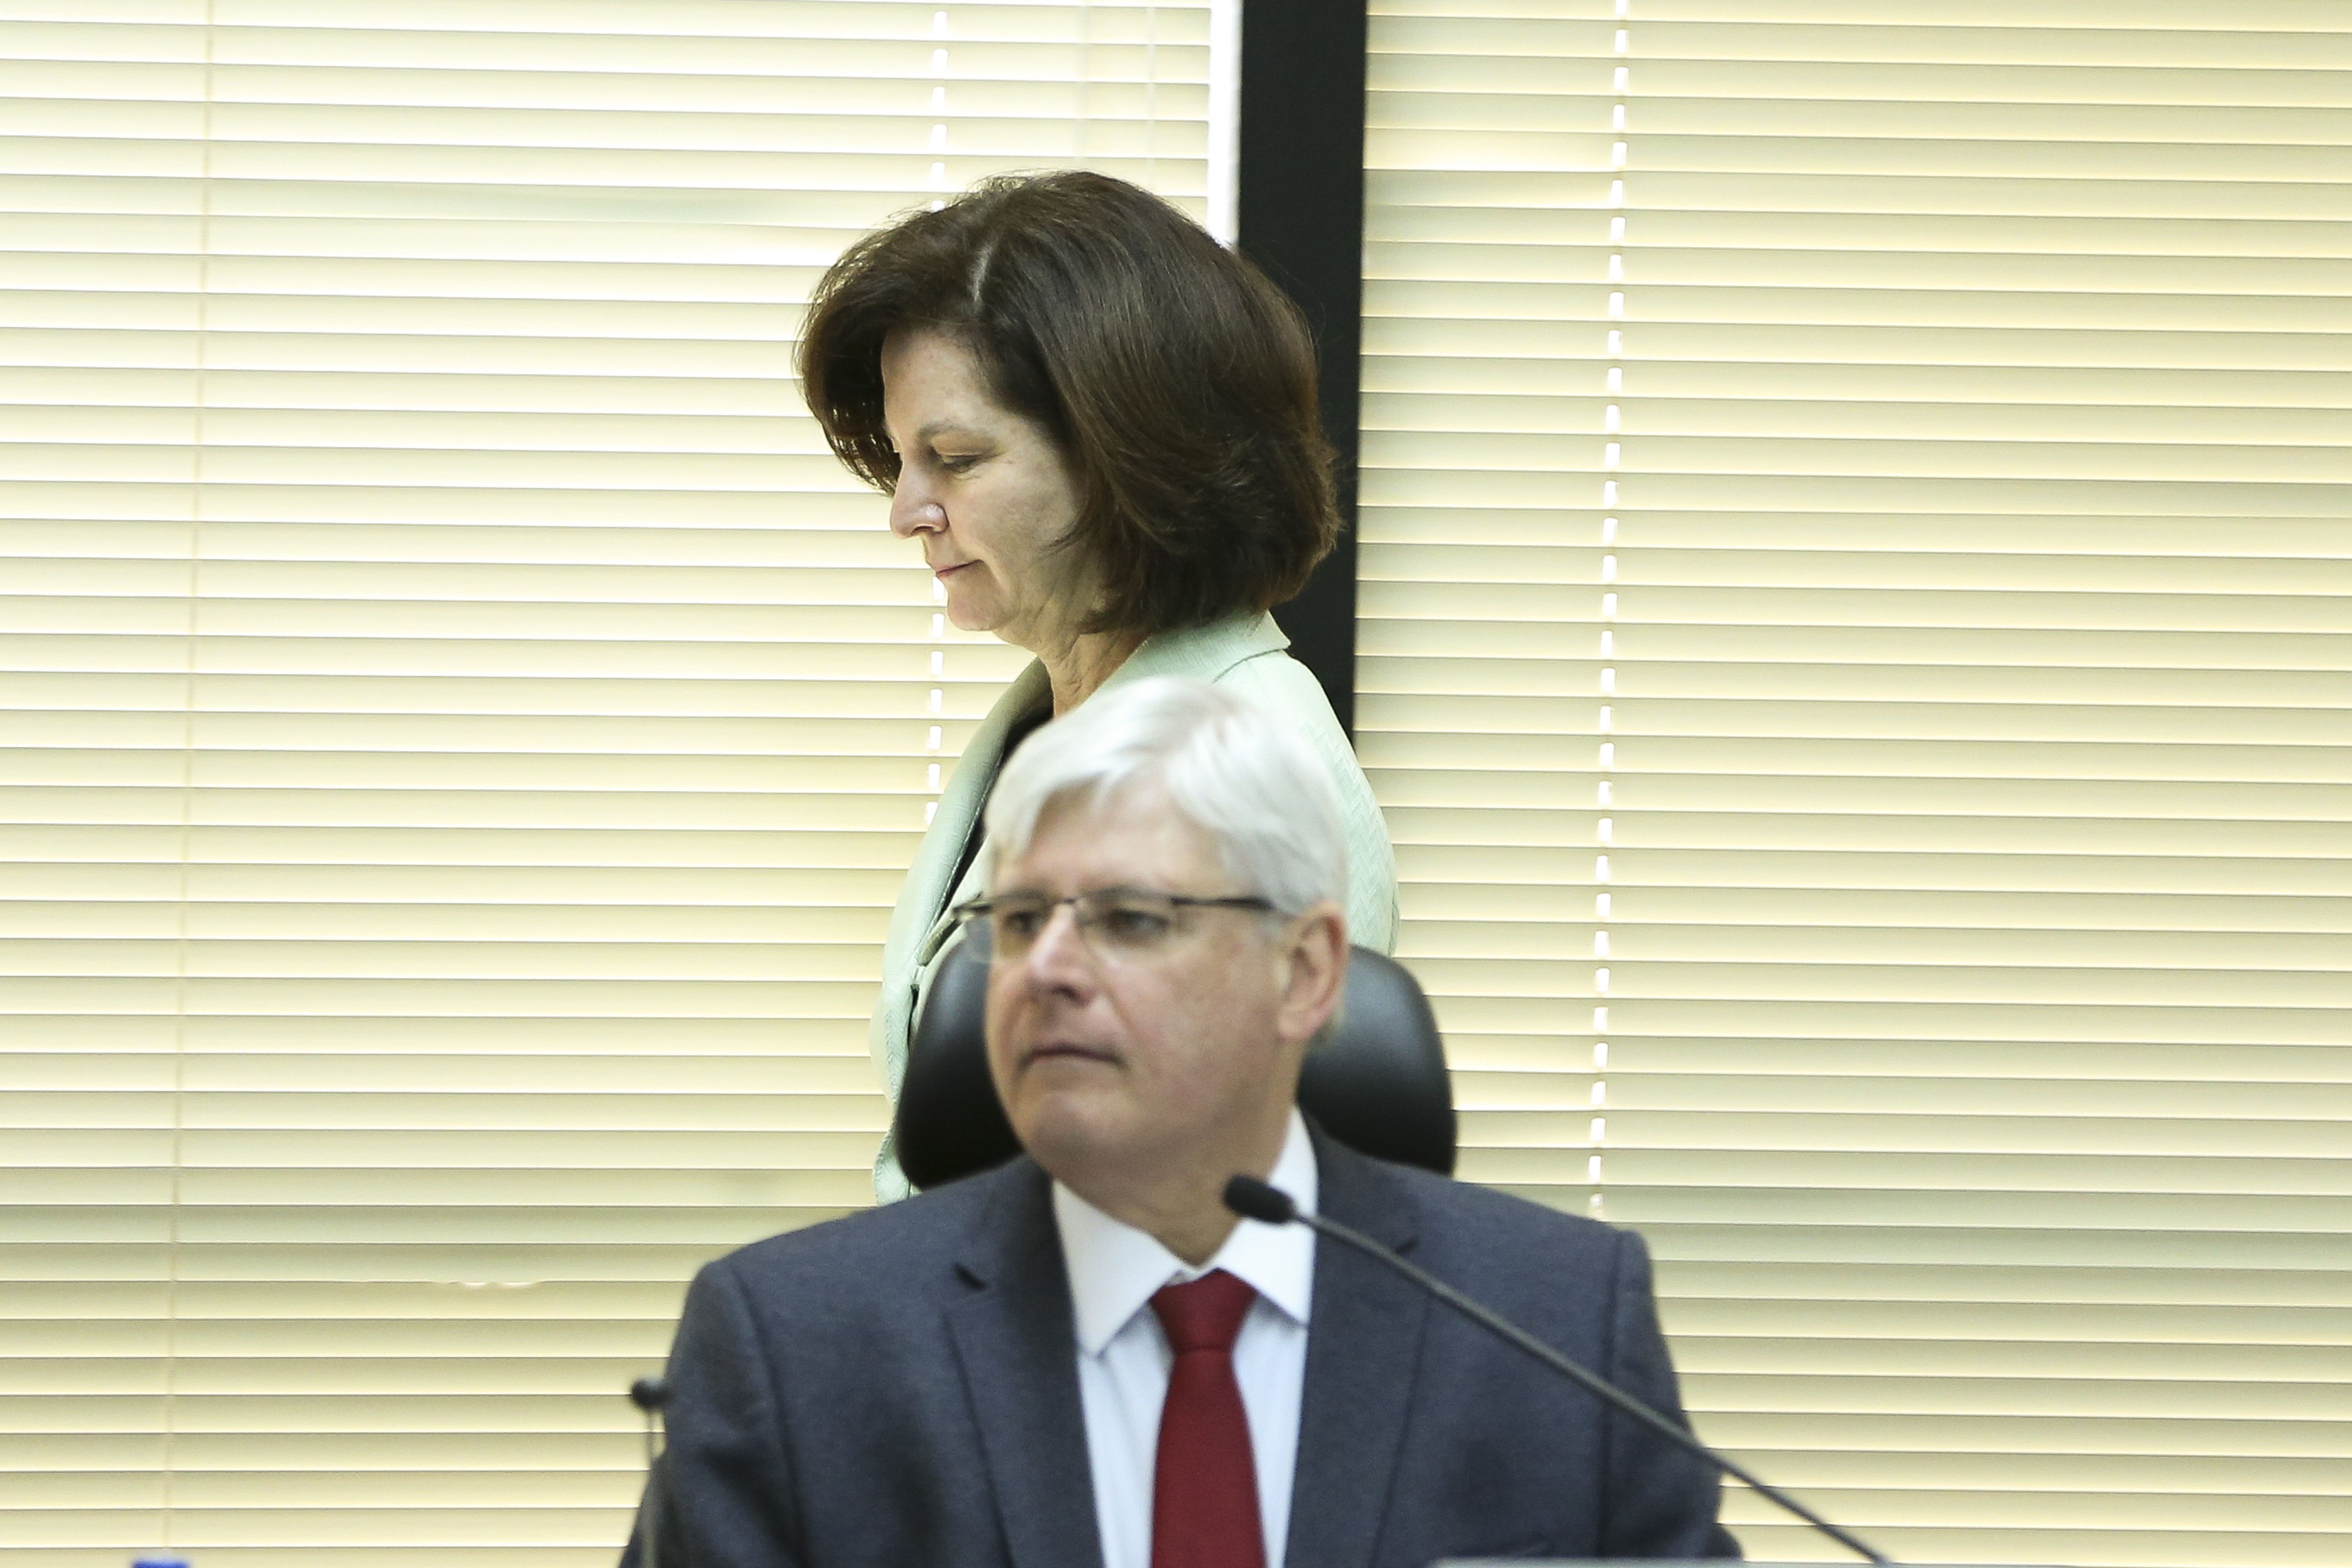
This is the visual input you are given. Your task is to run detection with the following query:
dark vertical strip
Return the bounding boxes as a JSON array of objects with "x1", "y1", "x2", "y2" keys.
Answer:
[{"x1": 1238, "y1": 0, "x2": 1369, "y2": 739}]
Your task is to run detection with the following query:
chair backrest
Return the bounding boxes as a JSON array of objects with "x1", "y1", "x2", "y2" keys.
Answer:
[{"x1": 893, "y1": 938, "x2": 1456, "y2": 1191}]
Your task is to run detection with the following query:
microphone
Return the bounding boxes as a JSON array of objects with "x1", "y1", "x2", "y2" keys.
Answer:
[
  {"x1": 629, "y1": 1376, "x2": 670, "y2": 1465},
  {"x1": 626, "y1": 1376, "x2": 676, "y2": 1568},
  {"x1": 1223, "y1": 1175, "x2": 1891, "y2": 1565}
]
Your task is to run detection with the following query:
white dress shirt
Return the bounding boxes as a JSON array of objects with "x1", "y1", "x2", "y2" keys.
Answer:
[{"x1": 1052, "y1": 1110, "x2": 1319, "y2": 1568}]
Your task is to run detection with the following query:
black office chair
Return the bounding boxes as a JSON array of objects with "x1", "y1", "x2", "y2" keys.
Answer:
[{"x1": 893, "y1": 936, "x2": 1456, "y2": 1190}]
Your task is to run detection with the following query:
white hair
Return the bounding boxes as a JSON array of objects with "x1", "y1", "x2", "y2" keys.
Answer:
[{"x1": 981, "y1": 676, "x2": 1348, "y2": 916}]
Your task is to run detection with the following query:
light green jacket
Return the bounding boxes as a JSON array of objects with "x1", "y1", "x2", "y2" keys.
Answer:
[{"x1": 865, "y1": 611, "x2": 1400, "y2": 1202}]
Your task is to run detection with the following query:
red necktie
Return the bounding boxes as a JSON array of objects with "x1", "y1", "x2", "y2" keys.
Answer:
[{"x1": 1149, "y1": 1269, "x2": 1265, "y2": 1568}]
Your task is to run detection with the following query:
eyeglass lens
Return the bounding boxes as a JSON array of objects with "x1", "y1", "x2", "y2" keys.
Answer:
[{"x1": 983, "y1": 890, "x2": 1184, "y2": 960}]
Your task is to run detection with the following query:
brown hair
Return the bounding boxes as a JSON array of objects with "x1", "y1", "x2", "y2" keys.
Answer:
[{"x1": 797, "y1": 172, "x2": 1339, "y2": 637}]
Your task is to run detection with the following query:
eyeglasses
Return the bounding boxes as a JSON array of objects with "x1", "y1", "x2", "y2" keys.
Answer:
[{"x1": 951, "y1": 887, "x2": 1276, "y2": 962}]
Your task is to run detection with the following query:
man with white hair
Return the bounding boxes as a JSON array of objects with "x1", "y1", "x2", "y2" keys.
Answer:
[{"x1": 625, "y1": 677, "x2": 1735, "y2": 1568}]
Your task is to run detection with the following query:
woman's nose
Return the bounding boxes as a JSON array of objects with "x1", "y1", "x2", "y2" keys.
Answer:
[{"x1": 889, "y1": 475, "x2": 947, "y2": 538}]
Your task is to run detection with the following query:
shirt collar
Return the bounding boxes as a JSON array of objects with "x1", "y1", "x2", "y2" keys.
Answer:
[
  {"x1": 1053, "y1": 1108, "x2": 1318, "y2": 1357},
  {"x1": 1098, "y1": 611, "x2": 1289, "y2": 691}
]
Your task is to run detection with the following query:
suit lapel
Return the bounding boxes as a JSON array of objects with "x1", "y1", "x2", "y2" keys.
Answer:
[
  {"x1": 943, "y1": 1160, "x2": 1107, "y2": 1568},
  {"x1": 916, "y1": 660, "x2": 1052, "y2": 948},
  {"x1": 1284, "y1": 1136, "x2": 1430, "y2": 1568}
]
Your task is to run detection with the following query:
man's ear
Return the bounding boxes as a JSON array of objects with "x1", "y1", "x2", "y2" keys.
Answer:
[{"x1": 1273, "y1": 901, "x2": 1348, "y2": 1049}]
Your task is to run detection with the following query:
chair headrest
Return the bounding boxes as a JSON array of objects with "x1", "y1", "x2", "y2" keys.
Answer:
[{"x1": 893, "y1": 938, "x2": 1455, "y2": 1191}]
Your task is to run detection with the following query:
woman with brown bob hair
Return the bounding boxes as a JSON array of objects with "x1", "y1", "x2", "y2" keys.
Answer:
[{"x1": 801, "y1": 170, "x2": 1398, "y2": 1202}]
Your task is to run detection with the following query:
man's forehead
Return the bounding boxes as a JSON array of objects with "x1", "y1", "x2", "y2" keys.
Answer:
[{"x1": 995, "y1": 784, "x2": 1216, "y2": 889}]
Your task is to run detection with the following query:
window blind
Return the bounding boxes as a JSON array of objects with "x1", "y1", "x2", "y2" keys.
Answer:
[
  {"x1": 1361, "y1": 3, "x2": 2352, "y2": 1565},
  {"x1": 0, "y1": 1, "x2": 1211, "y2": 1559}
]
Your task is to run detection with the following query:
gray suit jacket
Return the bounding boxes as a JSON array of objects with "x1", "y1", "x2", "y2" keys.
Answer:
[{"x1": 623, "y1": 1133, "x2": 1739, "y2": 1566}]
